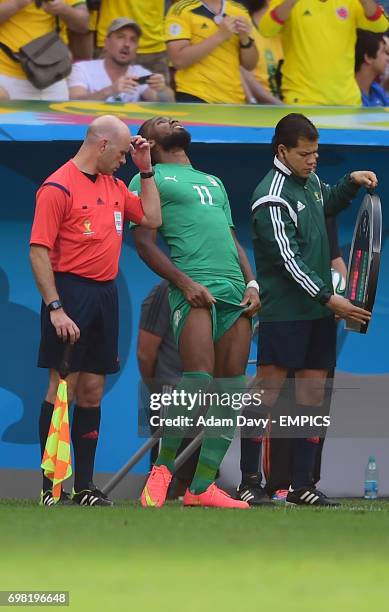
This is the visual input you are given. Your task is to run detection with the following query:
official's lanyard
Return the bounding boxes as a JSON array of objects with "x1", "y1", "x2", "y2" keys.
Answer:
[{"x1": 202, "y1": 0, "x2": 226, "y2": 24}]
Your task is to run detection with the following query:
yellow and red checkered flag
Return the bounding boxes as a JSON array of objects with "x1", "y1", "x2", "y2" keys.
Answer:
[
  {"x1": 41, "y1": 378, "x2": 72, "y2": 502},
  {"x1": 41, "y1": 344, "x2": 73, "y2": 502}
]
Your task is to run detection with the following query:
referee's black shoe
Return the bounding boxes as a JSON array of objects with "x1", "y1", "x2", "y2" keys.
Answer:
[
  {"x1": 72, "y1": 484, "x2": 113, "y2": 507},
  {"x1": 40, "y1": 489, "x2": 73, "y2": 507},
  {"x1": 236, "y1": 483, "x2": 274, "y2": 506},
  {"x1": 286, "y1": 486, "x2": 340, "y2": 507}
]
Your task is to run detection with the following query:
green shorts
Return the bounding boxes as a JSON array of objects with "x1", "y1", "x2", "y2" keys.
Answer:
[{"x1": 169, "y1": 278, "x2": 247, "y2": 345}]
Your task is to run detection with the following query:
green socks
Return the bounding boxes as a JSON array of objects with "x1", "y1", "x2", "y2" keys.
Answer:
[
  {"x1": 190, "y1": 375, "x2": 246, "y2": 494},
  {"x1": 155, "y1": 373, "x2": 248, "y2": 493},
  {"x1": 155, "y1": 371, "x2": 212, "y2": 472}
]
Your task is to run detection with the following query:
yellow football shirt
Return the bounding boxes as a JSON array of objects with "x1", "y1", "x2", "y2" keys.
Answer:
[
  {"x1": 88, "y1": 9, "x2": 99, "y2": 32},
  {"x1": 251, "y1": 25, "x2": 283, "y2": 97},
  {"x1": 0, "y1": 0, "x2": 84, "y2": 79},
  {"x1": 259, "y1": 0, "x2": 388, "y2": 105},
  {"x1": 166, "y1": 0, "x2": 253, "y2": 104},
  {"x1": 97, "y1": 0, "x2": 166, "y2": 54}
]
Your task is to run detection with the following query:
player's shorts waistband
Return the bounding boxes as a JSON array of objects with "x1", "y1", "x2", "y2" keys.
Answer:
[{"x1": 54, "y1": 271, "x2": 115, "y2": 286}]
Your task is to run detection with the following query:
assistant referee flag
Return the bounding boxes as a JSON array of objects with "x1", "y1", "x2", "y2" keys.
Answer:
[{"x1": 41, "y1": 379, "x2": 72, "y2": 502}]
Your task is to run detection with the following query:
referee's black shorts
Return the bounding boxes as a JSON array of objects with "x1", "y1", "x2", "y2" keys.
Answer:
[
  {"x1": 257, "y1": 316, "x2": 337, "y2": 370},
  {"x1": 38, "y1": 272, "x2": 120, "y2": 375}
]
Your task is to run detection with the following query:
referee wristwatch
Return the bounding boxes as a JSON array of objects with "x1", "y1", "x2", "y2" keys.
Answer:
[{"x1": 48, "y1": 299, "x2": 63, "y2": 312}]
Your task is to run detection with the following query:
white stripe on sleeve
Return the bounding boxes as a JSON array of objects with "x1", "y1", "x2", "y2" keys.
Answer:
[{"x1": 269, "y1": 207, "x2": 320, "y2": 297}]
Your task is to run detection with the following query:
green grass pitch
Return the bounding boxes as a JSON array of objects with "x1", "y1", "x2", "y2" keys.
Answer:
[{"x1": 1, "y1": 500, "x2": 389, "y2": 611}]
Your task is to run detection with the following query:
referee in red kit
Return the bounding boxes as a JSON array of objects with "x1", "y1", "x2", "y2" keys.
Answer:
[{"x1": 30, "y1": 115, "x2": 161, "y2": 507}]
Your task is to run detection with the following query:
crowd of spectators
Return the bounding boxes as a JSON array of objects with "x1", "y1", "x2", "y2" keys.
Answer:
[{"x1": 0, "y1": 1, "x2": 388, "y2": 105}]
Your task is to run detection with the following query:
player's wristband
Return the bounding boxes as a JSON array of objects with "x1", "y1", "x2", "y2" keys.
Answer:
[
  {"x1": 47, "y1": 299, "x2": 63, "y2": 312},
  {"x1": 140, "y1": 170, "x2": 155, "y2": 179},
  {"x1": 246, "y1": 280, "x2": 260, "y2": 293}
]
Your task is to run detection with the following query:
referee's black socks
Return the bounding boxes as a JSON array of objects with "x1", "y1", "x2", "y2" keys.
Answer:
[
  {"x1": 71, "y1": 405, "x2": 101, "y2": 492},
  {"x1": 291, "y1": 437, "x2": 320, "y2": 490},
  {"x1": 240, "y1": 438, "x2": 262, "y2": 486}
]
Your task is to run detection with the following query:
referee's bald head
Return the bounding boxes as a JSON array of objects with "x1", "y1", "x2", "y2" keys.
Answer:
[
  {"x1": 86, "y1": 115, "x2": 130, "y2": 142},
  {"x1": 76, "y1": 115, "x2": 132, "y2": 175}
]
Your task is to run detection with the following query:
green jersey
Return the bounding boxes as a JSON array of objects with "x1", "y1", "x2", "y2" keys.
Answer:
[{"x1": 129, "y1": 163, "x2": 244, "y2": 283}]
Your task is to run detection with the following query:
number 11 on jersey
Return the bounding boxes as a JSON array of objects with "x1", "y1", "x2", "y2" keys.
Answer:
[{"x1": 193, "y1": 185, "x2": 213, "y2": 205}]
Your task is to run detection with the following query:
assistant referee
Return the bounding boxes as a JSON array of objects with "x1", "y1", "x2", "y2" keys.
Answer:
[{"x1": 30, "y1": 115, "x2": 161, "y2": 507}]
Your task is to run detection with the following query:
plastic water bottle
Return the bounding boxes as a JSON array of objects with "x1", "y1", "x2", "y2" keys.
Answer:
[{"x1": 364, "y1": 456, "x2": 378, "y2": 499}]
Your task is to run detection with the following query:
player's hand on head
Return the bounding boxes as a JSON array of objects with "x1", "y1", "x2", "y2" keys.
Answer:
[
  {"x1": 240, "y1": 287, "x2": 261, "y2": 317},
  {"x1": 326, "y1": 295, "x2": 371, "y2": 324},
  {"x1": 350, "y1": 171, "x2": 378, "y2": 189},
  {"x1": 129, "y1": 136, "x2": 152, "y2": 173},
  {"x1": 50, "y1": 310, "x2": 80, "y2": 344},
  {"x1": 182, "y1": 280, "x2": 216, "y2": 308}
]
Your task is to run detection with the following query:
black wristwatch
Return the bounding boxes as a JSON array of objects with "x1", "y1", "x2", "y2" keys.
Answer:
[
  {"x1": 318, "y1": 291, "x2": 333, "y2": 306},
  {"x1": 48, "y1": 299, "x2": 63, "y2": 312},
  {"x1": 140, "y1": 170, "x2": 155, "y2": 179},
  {"x1": 239, "y1": 37, "x2": 254, "y2": 49}
]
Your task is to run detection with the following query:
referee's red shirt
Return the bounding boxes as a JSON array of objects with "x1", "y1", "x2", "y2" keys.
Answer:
[{"x1": 30, "y1": 160, "x2": 144, "y2": 281}]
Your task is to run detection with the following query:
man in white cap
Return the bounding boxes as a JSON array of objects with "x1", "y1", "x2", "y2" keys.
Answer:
[{"x1": 69, "y1": 18, "x2": 174, "y2": 102}]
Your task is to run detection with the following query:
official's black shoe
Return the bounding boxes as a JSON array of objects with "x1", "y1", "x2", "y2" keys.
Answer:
[
  {"x1": 286, "y1": 486, "x2": 340, "y2": 507},
  {"x1": 236, "y1": 483, "x2": 274, "y2": 506},
  {"x1": 72, "y1": 484, "x2": 113, "y2": 507},
  {"x1": 39, "y1": 489, "x2": 73, "y2": 506}
]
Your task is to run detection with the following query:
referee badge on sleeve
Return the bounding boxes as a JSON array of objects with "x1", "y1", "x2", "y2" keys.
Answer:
[{"x1": 114, "y1": 211, "x2": 123, "y2": 236}]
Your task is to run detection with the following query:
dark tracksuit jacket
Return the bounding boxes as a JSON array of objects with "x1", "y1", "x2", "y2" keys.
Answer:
[{"x1": 251, "y1": 156, "x2": 360, "y2": 321}]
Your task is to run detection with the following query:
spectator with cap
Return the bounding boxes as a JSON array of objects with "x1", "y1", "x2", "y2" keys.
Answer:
[
  {"x1": 355, "y1": 28, "x2": 389, "y2": 106},
  {"x1": 96, "y1": 0, "x2": 170, "y2": 82},
  {"x1": 69, "y1": 17, "x2": 174, "y2": 102},
  {"x1": 0, "y1": 0, "x2": 88, "y2": 101}
]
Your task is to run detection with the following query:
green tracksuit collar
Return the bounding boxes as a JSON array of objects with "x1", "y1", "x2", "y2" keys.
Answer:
[
  {"x1": 273, "y1": 156, "x2": 291, "y2": 176},
  {"x1": 273, "y1": 156, "x2": 308, "y2": 186}
]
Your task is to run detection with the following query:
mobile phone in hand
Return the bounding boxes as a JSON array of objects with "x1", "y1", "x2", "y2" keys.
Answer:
[{"x1": 136, "y1": 74, "x2": 152, "y2": 86}]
